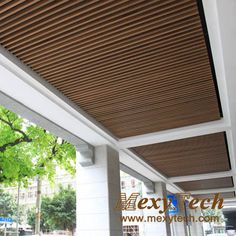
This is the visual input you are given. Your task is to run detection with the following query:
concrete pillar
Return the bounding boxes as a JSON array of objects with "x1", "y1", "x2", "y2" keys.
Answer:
[
  {"x1": 189, "y1": 208, "x2": 204, "y2": 236},
  {"x1": 143, "y1": 182, "x2": 171, "y2": 236},
  {"x1": 76, "y1": 145, "x2": 123, "y2": 236},
  {"x1": 171, "y1": 222, "x2": 188, "y2": 236}
]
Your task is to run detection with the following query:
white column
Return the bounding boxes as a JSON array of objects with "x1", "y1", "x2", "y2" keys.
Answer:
[
  {"x1": 171, "y1": 222, "x2": 188, "y2": 236},
  {"x1": 143, "y1": 182, "x2": 171, "y2": 236},
  {"x1": 189, "y1": 208, "x2": 204, "y2": 236},
  {"x1": 76, "y1": 145, "x2": 123, "y2": 236}
]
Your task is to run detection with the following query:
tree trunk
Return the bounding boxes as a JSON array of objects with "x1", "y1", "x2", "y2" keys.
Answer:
[
  {"x1": 16, "y1": 183, "x2": 20, "y2": 236},
  {"x1": 35, "y1": 176, "x2": 42, "y2": 235}
]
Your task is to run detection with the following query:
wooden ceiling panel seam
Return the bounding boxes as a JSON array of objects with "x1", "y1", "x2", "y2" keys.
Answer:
[
  {"x1": 136, "y1": 146, "x2": 227, "y2": 158},
  {"x1": 40, "y1": 51, "x2": 210, "y2": 84},
  {"x1": 177, "y1": 177, "x2": 234, "y2": 191},
  {"x1": 139, "y1": 141, "x2": 227, "y2": 154},
  {"x1": 0, "y1": 0, "x2": 59, "y2": 27},
  {"x1": 134, "y1": 133, "x2": 225, "y2": 151},
  {"x1": 192, "y1": 192, "x2": 235, "y2": 199},
  {"x1": 3, "y1": 0, "x2": 194, "y2": 51},
  {"x1": 0, "y1": 0, "x2": 13, "y2": 8},
  {"x1": 3, "y1": 0, "x2": 187, "y2": 53},
  {"x1": 0, "y1": 0, "x2": 116, "y2": 42},
  {"x1": 84, "y1": 91, "x2": 216, "y2": 120},
  {"x1": 0, "y1": 0, "x2": 42, "y2": 21},
  {"x1": 133, "y1": 133, "x2": 230, "y2": 177},
  {"x1": 82, "y1": 87, "x2": 217, "y2": 120},
  {"x1": 16, "y1": 11, "x2": 201, "y2": 65},
  {"x1": 0, "y1": 0, "x2": 26, "y2": 14},
  {"x1": 19, "y1": 22, "x2": 203, "y2": 72},
  {"x1": 78, "y1": 89, "x2": 215, "y2": 112},
  {"x1": 64, "y1": 74, "x2": 214, "y2": 102},
  {"x1": 34, "y1": 31, "x2": 205, "y2": 74},
  {"x1": 0, "y1": 0, "x2": 86, "y2": 31},
  {"x1": 0, "y1": 0, "x2": 158, "y2": 47},
  {"x1": 100, "y1": 110, "x2": 220, "y2": 136},
  {"x1": 96, "y1": 106, "x2": 220, "y2": 126},
  {"x1": 104, "y1": 115, "x2": 221, "y2": 134},
  {"x1": 100, "y1": 117, "x2": 220, "y2": 137},
  {"x1": 96, "y1": 109, "x2": 221, "y2": 130},
  {"x1": 37, "y1": 40, "x2": 207, "y2": 79},
  {"x1": 25, "y1": 21, "x2": 203, "y2": 71},
  {"x1": 55, "y1": 63, "x2": 212, "y2": 97},
  {"x1": 2, "y1": 1, "x2": 158, "y2": 56},
  {"x1": 60, "y1": 73, "x2": 213, "y2": 101},
  {"x1": 146, "y1": 152, "x2": 229, "y2": 163}
]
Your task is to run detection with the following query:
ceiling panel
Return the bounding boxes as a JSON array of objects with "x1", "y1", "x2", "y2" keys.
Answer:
[
  {"x1": 0, "y1": 0, "x2": 221, "y2": 138},
  {"x1": 133, "y1": 132, "x2": 231, "y2": 177},
  {"x1": 192, "y1": 192, "x2": 235, "y2": 199},
  {"x1": 177, "y1": 177, "x2": 233, "y2": 191}
]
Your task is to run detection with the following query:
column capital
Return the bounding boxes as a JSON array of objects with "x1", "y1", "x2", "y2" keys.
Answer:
[
  {"x1": 76, "y1": 143, "x2": 94, "y2": 166},
  {"x1": 143, "y1": 181, "x2": 155, "y2": 194}
]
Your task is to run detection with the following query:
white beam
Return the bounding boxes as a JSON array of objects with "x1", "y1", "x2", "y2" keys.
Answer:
[
  {"x1": 169, "y1": 171, "x2": 235, "y2": 183},
  {"x1": 0, "y1": 91, "x2": 88, "y2": 147},
  {"x1": 118, "y1": 120, "x2": 229, "y2": 148},
  {"x1": 190, "y1": 187, "x2": 235, "y2": 195},
  {"x1": 223, "y1": 198, "x2": 236, "y2": 203},
  {"x1": 203, "y1": 0, "x2": 236, "y2": 195}
]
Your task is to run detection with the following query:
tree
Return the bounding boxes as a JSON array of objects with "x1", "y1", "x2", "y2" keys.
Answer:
[
  {"x1": 46, "y1": 186, "x2": 76, "y2": 234},
  {"x1": 0, "y1": 105, "x2": 76, "y2": 233},
  {"x1": 0, "y1": 190, "x2": 16, "y2": 217},
  {"x1": 0, "y1": 105, "x2": 76, "y2": 185},
  {"x1": 0, "y1": 190, "x2": 24, "y2": 223},
  {"x1": 27, "y1": 197, "x2": 54, "y2": 233},
  {"x1": 27, "y1": 186, "x2": 76, "y2": 234},
  {"x1": 203, "y1": 208, "x2": 225, "y2": 233}
]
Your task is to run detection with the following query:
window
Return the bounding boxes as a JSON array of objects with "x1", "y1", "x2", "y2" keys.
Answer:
[
  {"x1": 121, "y1": 181, "x2": 125, "y2": 189},
  {"x1": 131, "y1": 179, "x2": 135, "y2": 188},
  {"x1": 123, "y1": 225, "x2": 139, "y2": 236}
]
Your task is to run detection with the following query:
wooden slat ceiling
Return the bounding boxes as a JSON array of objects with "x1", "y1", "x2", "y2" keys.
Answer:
[
  {"x1": 192, "y1": 192, "x2": 235, "y2": 199},
  {"x1": 177, "y1": 177, "x2": 233, "y2": 191},
  {"x1": 0, "y1": 0, "x2": 222, "y2": 138},
  {"x1": 133, "y1": 132, "x2": 231, "y2": 177}
]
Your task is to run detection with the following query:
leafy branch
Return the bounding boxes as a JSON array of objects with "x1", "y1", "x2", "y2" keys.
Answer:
[{"x1": 0, "y1": 116, "x2": 32, "y2": 152}]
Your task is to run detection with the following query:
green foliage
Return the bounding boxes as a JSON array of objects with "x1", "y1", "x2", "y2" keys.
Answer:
[
  {"x1": 203, "y1": 208, "x2": 225, "y2": 224},
  {"x1": 0, "y1": 190, "x2": 15, "y2": 217},
  {"x1": 27, "y1": 198, "x2": 53, "y2": 232},
  {"x1": 0, "y1": 190, "x2": 24, "y2": 223},
  {"x1": 0, "y1": 106, "x2": 76, "y2": 186},
  {"x1": 27, "y1": 186, "x2": 76, "y2": 232}
]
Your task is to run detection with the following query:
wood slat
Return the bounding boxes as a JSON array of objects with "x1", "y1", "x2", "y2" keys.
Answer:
[
  {"x1": 15, "y1": 2, "x2": 197, "y2": 62},
  {"x1": 23, "y1": 10, "x2": 200, "y2": 66},
  {"x1": 6, "y1": 0, "x2": 175, "y2": 53},
  {"x1": 178, "y1": 177, "x2": 234, "y2": 191},
  {"x1": 0, "y1": 0, "x2": 222, "y2": 138},
  {"x1": 192, "y1": 192, "x2": 235, "y2": 199},
  {"x1": 133, "y1": 133, "x2": 230, "y2": 177}
]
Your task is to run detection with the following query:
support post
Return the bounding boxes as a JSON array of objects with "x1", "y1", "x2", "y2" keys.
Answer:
[{"x1": 76, "y1": 145, "x2": 123, "y2": 236}]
